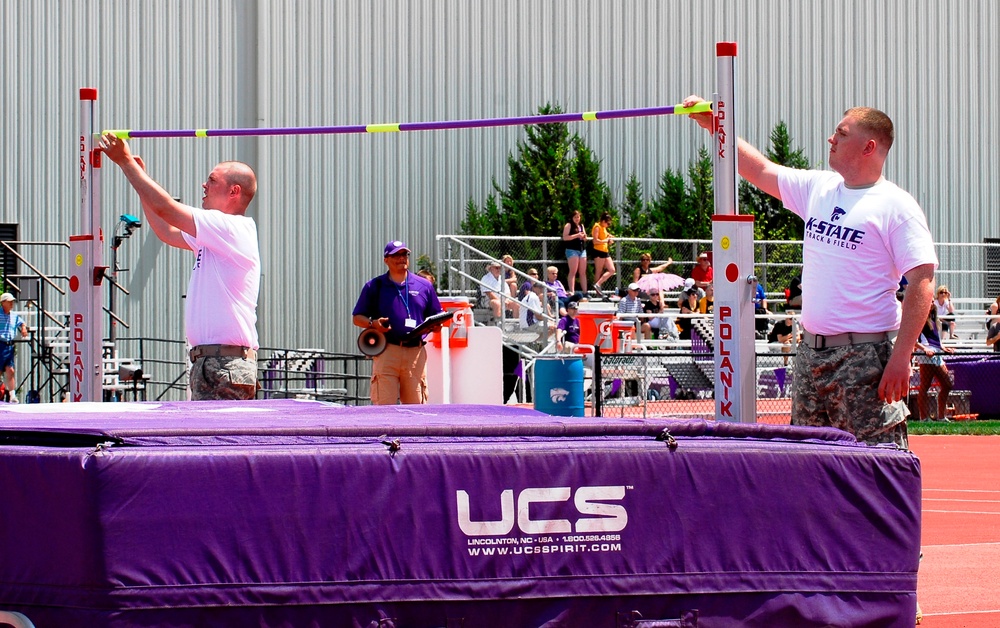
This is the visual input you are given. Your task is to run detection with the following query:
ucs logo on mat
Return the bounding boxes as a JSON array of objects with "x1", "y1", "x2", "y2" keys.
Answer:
[{"x1": 456, "y1": 486, "x2": 629, "y2": 536}]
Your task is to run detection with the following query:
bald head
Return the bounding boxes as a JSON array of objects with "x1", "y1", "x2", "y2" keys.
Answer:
[
  {"x1": 201, "y1": 161, "x2": 259, "y2": 215},
  {"x1": 219, "y1": 161, "x2": 258, "y2": 207}
]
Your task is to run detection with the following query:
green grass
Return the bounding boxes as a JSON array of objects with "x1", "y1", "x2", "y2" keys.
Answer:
[{"x1": 908, "y1": 420, "x2": 1000, "y2": 436}]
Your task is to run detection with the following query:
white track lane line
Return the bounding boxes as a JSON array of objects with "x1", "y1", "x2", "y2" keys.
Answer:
[
  {"x1": 922, "y1": 510, "x2": 1000, "y2": 515},
  {"x1": 923, "y1": 488, "x2": 1000, "y2": 494},
  {"x1": 923, "y1": 609, "x2": 1000, "y2": 617},
  {"x1": 921, "y1": 541, "x2": 1000, "y2": 548}
]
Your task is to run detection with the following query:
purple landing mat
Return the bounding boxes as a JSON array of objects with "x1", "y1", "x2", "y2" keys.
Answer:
[{"x1": 0, "y1": 401, "x2": 920, "y2": 627}]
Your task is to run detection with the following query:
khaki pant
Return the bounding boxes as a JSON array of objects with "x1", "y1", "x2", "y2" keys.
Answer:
[{"x1": 371, "y1": 344, "x2": 428, "y2": 405}]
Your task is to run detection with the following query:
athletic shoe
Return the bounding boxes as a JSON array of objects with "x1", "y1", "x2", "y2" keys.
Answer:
[
  {"x1": 8, "y1": 393, "x2": 17, "y2": 404},
  {"x1": 916, "y1": 551, "x2": 923, "y2": 624}
]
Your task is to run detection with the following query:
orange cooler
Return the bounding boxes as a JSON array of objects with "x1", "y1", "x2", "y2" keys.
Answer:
[
  {"x1": 611, "y1": 320, "x2": 636, "y2": 353},
  {"x1": 576, "y1": 302, "x2": 617, "y2": 348},
  {"x1": 431, "y1": 297, "x2": 473, "y2": 348},
  {"x1": 596, "y1": 319, "x2": 637, "y2": 353}
]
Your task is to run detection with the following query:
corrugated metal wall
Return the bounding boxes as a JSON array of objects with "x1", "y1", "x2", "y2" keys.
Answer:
[{"x1": 1, "y1": 0, "x2": 998, "y2": 368}]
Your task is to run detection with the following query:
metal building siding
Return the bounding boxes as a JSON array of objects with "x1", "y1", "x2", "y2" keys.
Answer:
[{"x1": 1, "y1": 1, "x2": 999, "y2": 364}]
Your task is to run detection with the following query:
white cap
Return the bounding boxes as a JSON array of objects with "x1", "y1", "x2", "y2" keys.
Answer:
[{"x1": 0, "y1": 293, "x2": 14, "y2": 303}]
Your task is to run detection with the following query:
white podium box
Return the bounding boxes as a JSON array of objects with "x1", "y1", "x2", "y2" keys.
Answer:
[{"x1": 425, "y1": 326, "x2": 504, "y2": 405}]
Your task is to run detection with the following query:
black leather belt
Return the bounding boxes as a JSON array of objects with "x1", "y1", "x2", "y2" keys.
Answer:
[
  {"x1": 384, "y1": 338, "x2": 425, "y2": 348},
  {"x1": 0, "y1": 340, "x2": 14, "y2": 347},
  {"x1": 801, "y1": 330, "x2": 896, "y2": 350}
]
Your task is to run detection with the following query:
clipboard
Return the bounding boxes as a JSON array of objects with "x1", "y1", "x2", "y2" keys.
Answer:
[{"x1": 403, "y1": 311, "x2": 454, "y2": 340}]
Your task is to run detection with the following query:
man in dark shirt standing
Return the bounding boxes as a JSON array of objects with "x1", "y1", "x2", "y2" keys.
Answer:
[{"x1": 353, "y1": 241, "x2": 443, "y2": 405}]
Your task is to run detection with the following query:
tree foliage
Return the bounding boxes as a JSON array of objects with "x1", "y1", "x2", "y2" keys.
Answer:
[
  {"x1": 739, "y1": 121, "x2": 811, "y2": 241},
  {"x1": 461, "y1": 104, "x2": 612, "y2": 248},
  {"x1": 684, "y1": 147, "x2": 715, "y2": 241},
  {"x1": 461, "y1": 112, "x2": 811, "y2": 257},
  {"x1": 648, "y1": 168, "x2": 687, "y2": 238},
  {"x1": 617, "y1": 173, "x2": 649, "y2": 238}
]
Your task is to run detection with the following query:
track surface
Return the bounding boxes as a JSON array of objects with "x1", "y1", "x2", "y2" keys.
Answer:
[{"x1": 910, "y1": 436, "x2": 1000, "y2": 627}]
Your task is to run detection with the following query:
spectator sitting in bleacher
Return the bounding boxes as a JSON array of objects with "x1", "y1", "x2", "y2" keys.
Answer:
[
  {"x1": 690, "y1": 251, "x2": 713, "y2": 294},
  {"x1": 544, "y1": 266, "x2": 569, "y2": 315},
  {"x1": 677, "y1": 279, "x2": 699, "y2": 341},
  {"x1": 986, "y1": 296, "x2": 1000, "y2": 333},
  {"x1": 698, "y1": 282, "x2": 715, "y2": 315},
  {"x1": 518, "y1": 268, "x2": 540, "y2": 300},
  {"x1": 641, "y1": 290, "x2": 676, "y2": 340},
  {"x1": 934, "y1": 285, "x2": 957, "y2": 339},
  {"x1": 518, "y1": 283, "x2": 548, "y2": 331},
  {"x1": 618, "y1": 283, "x2": 644, "y2": 315},
  {"x1": 768, "y1": 309, "x2": 798, "y2": 365},
  {"x1": 632, "y1": 253, "x2": 673, "y2": 284},
  {"x1": 785, "y1": 274, "x2": 802, "y2": 308},
  {"x1": 987, "y1": 309, "x2": 1000, "y2": 352},
  {"x1": 618, "y1": 282, "x2": 644, "y2": 337},
  {"x1": 501, "y1": 254, "x2": 519, "y2": 297},
  {"x1": 481, "y1": 261, "x2": 517, "y2": 320}
]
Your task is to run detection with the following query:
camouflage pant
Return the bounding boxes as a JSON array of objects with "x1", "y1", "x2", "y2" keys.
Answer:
[
  {"x1": 792, "y1": 339, "x2": 910, "y2": 448},
  {"x1": 189, "y1": 355, "x2": 258, "y2": 401}
]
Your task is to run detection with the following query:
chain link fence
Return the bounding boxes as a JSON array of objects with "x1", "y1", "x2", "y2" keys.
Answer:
[
  {"x1": 589, "y1": 349, "x2": 793, "y2": 422},
  {"x1": 437, "y1": 236, "x2": 804, "y2": 310},
  {"x1": 587, "y1": 348, "x2": 1000, "y2": 422}
]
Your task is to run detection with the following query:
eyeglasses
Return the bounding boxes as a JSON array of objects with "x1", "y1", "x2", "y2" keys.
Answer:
[
  {"x1": 529, "y1": 272, "x2": 538, "y2": 276},
  {"x1": 387, "y1": 252, "x2": 410, "y2": 258}
]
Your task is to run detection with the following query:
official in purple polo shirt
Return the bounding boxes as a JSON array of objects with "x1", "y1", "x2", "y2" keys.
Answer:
[{"x1": 353, "y1": 240, "x2": 443, "y2": 405}]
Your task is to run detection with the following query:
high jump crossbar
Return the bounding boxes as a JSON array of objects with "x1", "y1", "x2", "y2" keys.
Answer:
[
  {"x1": 102, "y1": 103, "x2": 713, "y2": 140},
  {"x1": 81, "y1": 43, "x2": 752, "y2": 421}
]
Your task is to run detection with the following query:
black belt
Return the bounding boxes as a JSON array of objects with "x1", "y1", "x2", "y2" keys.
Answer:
[
  {"x1": 0, "y1": 340, "x2": 14, "y2": 347},
  {"x1": 384, "y1": 338, "x2": 425, "y2": 348}
]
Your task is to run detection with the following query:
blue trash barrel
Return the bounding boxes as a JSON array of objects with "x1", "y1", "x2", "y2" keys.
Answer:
[{"x1": 533, "y1": 356, "x2": 585, "y2": 417}]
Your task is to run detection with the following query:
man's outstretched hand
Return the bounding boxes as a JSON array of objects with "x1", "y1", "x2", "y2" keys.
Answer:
[
  {"x1": 99, "y1": 133, "x2": 135, "y2": 167},
  {"x1": 682, "y1": 95, "x2": 714, "y2": 133}
]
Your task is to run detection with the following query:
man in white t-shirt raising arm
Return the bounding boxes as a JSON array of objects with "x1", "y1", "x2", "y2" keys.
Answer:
[
  {"x1": 684, "y1": 97, "x2": 937, "y2": 448},
  {"x1": 100, "y1": 133, "x2": 261, "y2": 401}
]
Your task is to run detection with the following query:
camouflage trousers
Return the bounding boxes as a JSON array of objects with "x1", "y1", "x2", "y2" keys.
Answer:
[
  {"x1": 189, "y1": 355, "x2": 258, "y2": 401},
  {"x1": 792, "y1": 339, "x2": 910, "y2": 448}
]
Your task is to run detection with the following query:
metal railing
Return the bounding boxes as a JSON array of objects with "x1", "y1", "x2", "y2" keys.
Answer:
[{"x1": 436, "y1": 235, "x2": 1000, "y2": 310}]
